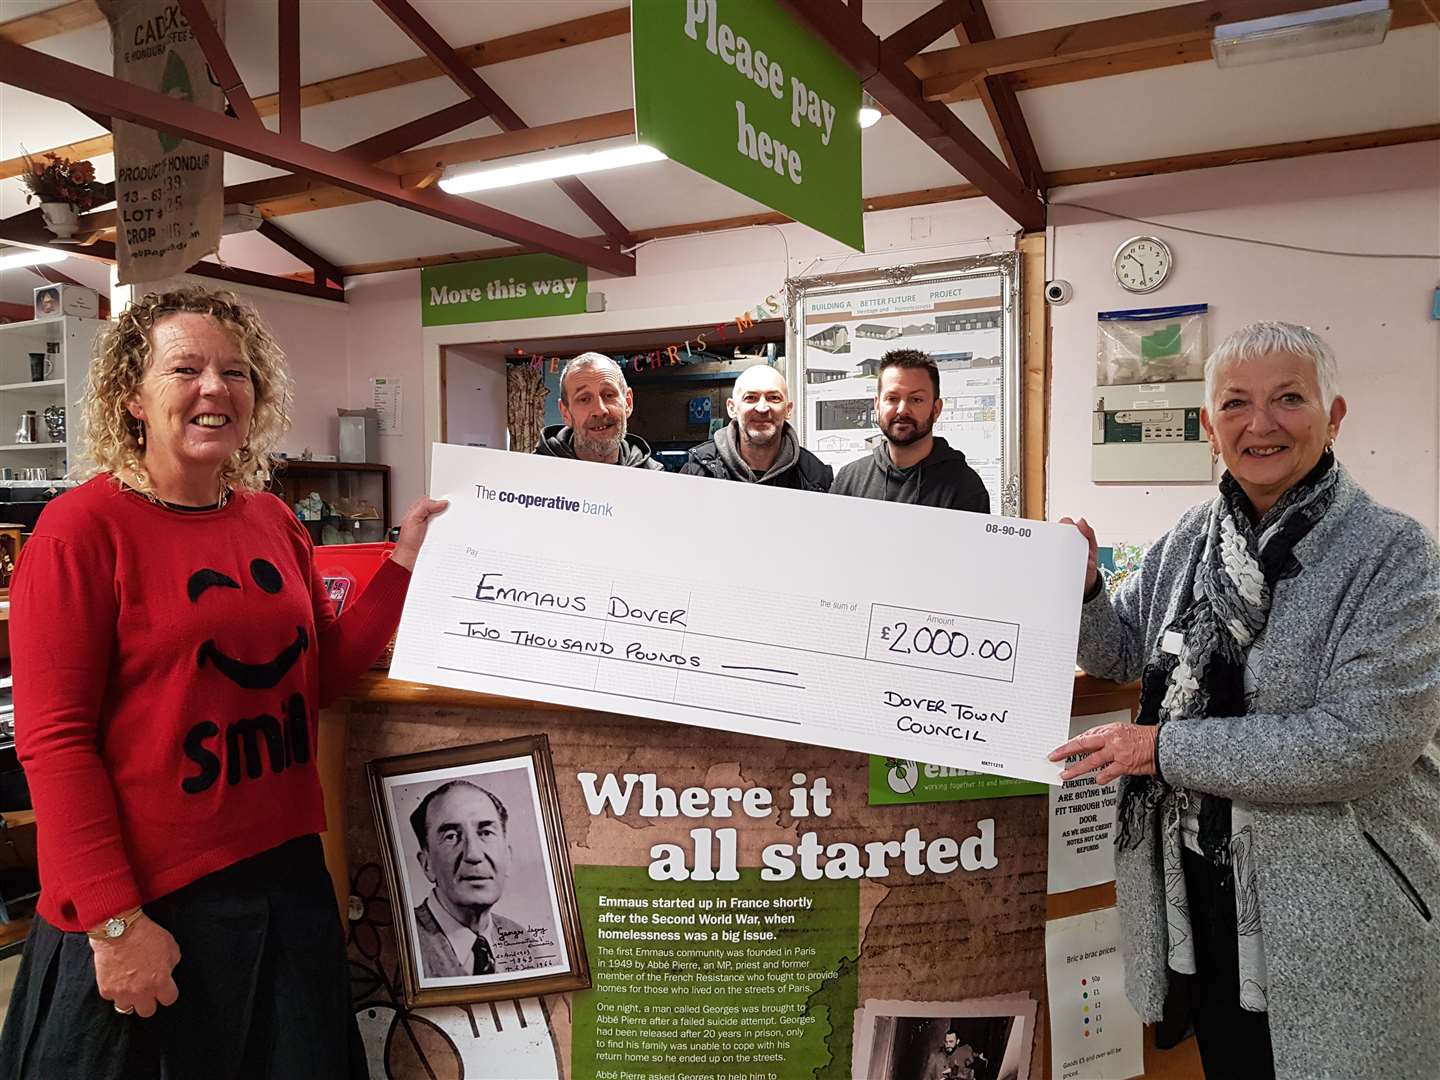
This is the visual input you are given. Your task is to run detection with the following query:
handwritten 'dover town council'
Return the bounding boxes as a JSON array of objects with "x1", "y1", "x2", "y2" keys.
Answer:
[{"x1": 391, "y1": 445, "x2": 1089, "y2": 784}]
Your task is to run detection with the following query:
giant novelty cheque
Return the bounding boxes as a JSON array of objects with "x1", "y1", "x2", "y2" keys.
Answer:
[{"x1": 391, "y1": 445, "x2": 1088, "y2": 785}]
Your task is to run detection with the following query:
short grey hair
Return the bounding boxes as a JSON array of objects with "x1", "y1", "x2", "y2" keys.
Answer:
[
  {"x1": 559, "y1": 351, "x2": 627, "y2": 404},
  {"x1": 1205, "y1": 322, "x2": 1339, "y2": 410}
]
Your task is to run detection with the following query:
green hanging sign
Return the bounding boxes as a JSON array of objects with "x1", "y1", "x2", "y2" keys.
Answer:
[
  {"x1": 421, "y1": 253, "x2": 588, "y2": 326},
  {"x1": 632, "y1": 0, "x2": 863, "y2": 251}
]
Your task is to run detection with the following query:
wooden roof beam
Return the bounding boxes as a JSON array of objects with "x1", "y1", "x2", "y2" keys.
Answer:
[
  {"x1": 932, "y1": 1, "x2": 1432, "y2": 103},
  {"x1": 341, "y1": 98, "x2": 495, "y2": 163},
  {"x1": 0, "y1": 1, "x2": 103, "y2": 46},
  {"x1": 176, "y1": 0, "x2": 263, "y2": 128},
  {"x1": 954, "y1": 0, "x2": 1045, "y2": 196},
  {"x1": 278, "y1": 0, "x2": 301, "y2": 137},
  {"x1": 0, "y1": 38, "x2": 635, "y2": 276},
  {"x1": 776, "y1": 0, "x2": 1045, "y2": 231},
  {"x1": 913, "y1": 0, "x2": 1393, "y2": 100},
  {"x1": 75, "y1": 110, "x2": 639, "y2": 232},
  {"x1": 883, "y1": 0, "x2": 974, "y2": 63},
  {"x1": 333, "y1": 123, "x2": 1440, "y2": 277},
  {"x1": 370, "y1": 0, "x2": 634, "y2": 248},
  {"x1": 257, "y1": 220, "x2": 345, "y2": 289},
  {"x1": 0, "y1": 208, "x2": 346, "y2": 302},
  {"x1": 0, "y1": 7, "x2": 630, "y2": 180}
]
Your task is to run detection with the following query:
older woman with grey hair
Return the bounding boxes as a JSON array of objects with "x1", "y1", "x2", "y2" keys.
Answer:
[{"x1": 1052, "y1": 322, "x2": 1439, "y2": 1079}]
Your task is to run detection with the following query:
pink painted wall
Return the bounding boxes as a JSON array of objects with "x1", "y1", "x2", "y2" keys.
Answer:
[
  {"x1": 343, "y1": 271, "x2": 428, "y2": 516},
  {"x1": 332, "y1": 142, "x2": 1439, "y2": 536},
  {"x1": 196, "y1": 276, "x2": 426, "y2": 524},
  {"x1": 245, "y1": 290, "x2": 352, "y2": 460},
  {"x1": 443, "y1": 343, "x2": 509, "y2": 451},
  {"x1": 1047, "y1": 141, "x2": 1440, "y2": 544}
]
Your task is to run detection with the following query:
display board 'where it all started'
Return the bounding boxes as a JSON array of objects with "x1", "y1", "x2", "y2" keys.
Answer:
[{"x1": 633, "y1": 0, "x2": 862, "y2": 250}]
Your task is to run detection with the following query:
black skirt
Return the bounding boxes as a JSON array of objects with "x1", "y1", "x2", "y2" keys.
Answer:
[{"x1": 0, "y1": 834, "x2": 367, "y2": 1080}]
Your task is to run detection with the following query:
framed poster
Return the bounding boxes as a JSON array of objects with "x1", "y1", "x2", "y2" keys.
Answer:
[{"x1": 787, "y1": 253, "x2": 1023, "y2": 515}]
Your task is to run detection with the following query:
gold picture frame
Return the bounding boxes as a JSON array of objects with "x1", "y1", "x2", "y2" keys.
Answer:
[{"x1": 367, "y1": 733, "x2": 590, "y2": 1008}]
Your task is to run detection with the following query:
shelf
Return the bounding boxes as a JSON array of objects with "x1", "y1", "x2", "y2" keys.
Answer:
[
  {"x1": 0, "y1": 444, "x2": 64, "y2": 452},
  {"x1": 0, "y1": 317, "x2": 68, "y2": 333},
  {"x1": 273, "y1": 459, "x2": 389, "y2": 473},
  {"x1": 0, "y1": 380, "x2": 65, "y2": 392}
]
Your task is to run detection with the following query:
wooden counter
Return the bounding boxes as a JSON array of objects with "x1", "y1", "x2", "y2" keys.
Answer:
[{"x1": 342, "y1": 668, "x2": 1138, "y2": 711}]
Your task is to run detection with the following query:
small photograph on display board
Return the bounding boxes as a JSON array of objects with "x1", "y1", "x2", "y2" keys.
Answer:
[
  {"x1": 367, "y1": 735, "x2": 590, "y2": 1007},
  {"x1": 853, "y1": 996, "x2": 1036, "y2": 1080},
  {"x1": 1044, "y1": 908, "x2": 1144, "y2": 1080},
  {"x1": 1047, "y1": 710, "x2": 1127, "y2": 895}
]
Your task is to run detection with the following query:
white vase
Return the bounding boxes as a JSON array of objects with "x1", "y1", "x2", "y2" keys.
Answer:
[{"x1": 39, "y1": 201, "x2": 77, "y2": 240}]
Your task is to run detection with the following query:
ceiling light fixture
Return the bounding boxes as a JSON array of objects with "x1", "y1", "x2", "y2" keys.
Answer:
[
  {"x1": 1212, "y1": 0, "x2": 1391, "y2": 68},
  {"x1": 222, "y1": 203, "x2": 264, "y2": 235},
  {"x1": 858, "y1": 92, "x2": 882, "y2": 129},
  {"x1": 440, "y1": 143, "x2": 667, "y2": 195},
  {"x1": 0, "y1": 247, "x2": 68, "y2": 272}
]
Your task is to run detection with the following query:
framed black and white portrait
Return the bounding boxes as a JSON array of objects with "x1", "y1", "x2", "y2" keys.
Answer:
[{"x1": 368, "y1": 734, "x2": 589, "y2": 1007}]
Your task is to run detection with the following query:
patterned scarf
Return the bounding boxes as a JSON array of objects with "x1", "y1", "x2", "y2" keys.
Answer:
[
  {"x1": 1116, "y1": 450, "x2": 1340, "y2": 1009},
  {"x1": 1117, "y1": 449, "x2": 1340, "y2": 866}
]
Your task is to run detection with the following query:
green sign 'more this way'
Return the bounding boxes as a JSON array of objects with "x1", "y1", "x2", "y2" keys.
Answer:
[
  {"x1": 421, "y1": 253, "x2": 588, "y2": 327},
  {"x1": 633, "y1": 0, "x2": 863, "y2": 251}
]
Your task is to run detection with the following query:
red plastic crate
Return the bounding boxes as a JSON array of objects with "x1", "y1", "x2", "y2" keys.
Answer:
[{"x1": 315, "y1": 541, "x2": 395, "y2": 617}]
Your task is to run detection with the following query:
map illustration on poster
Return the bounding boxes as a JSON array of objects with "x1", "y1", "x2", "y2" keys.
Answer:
[{"x1": 790, "y1": 254, "x2": 1021, "y2": 517}]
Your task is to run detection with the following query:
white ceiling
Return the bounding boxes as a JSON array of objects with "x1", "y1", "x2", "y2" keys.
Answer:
[{"x1": 1, "y1": 0, "x2": 1436, "y2": 273}]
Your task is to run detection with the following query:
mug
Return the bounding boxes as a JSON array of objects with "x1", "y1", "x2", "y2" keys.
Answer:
[{"x1": 28, "y1": 353, "x2": 53, "y2": 382}]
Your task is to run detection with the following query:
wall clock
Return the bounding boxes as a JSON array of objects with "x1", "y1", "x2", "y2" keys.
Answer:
[{"x1": 1113, "y1": 235, "x2": 1173, "y2": 293}]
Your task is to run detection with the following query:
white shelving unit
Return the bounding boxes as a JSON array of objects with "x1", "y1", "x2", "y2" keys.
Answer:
[{"x1": 0, "y1": 316, "x2": 105, "y2": 486}]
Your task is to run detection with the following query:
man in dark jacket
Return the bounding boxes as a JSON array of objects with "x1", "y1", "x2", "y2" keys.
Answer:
[
  {"x1": 533, "y1": 352, "x2": 663, "y2": 470},
  {"x1": 680, "y1": 365, "x2": 832, "y2": 491},
  {"x1": 832, "y1": 349, "x2": 990, "y2": 512}
]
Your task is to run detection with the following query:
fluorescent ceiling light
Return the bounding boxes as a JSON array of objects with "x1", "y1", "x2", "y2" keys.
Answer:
[
  {"x1": 1212, "y1": 0, "x2": 1391, "y2": 68},
  {"x1": 440, "y1": 143, "x2": 667, "y2": 195},
  {"x1": 0, "y1": 247, "x2": 68, "y2": 271},
  {"x1": 859, "y1": 92, "x2": 882, "y2": 129}
]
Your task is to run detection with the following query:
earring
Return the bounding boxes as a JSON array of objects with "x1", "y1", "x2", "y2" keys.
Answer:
[
  {"x1": 137, "y1": 422, "x2": 145, "y2": 447},
  {"x1": 1210, "y1": 445, "x2": 1219, "y2": 465},
  {"x1": 1326, "y1": 439, "x2": 1335, "y2": 453}
]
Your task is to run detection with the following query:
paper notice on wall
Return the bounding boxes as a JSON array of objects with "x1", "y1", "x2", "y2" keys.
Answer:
[
  {"x1": 1044, "y1": 908, "x2": 1144, "y2": 1080},
  {"x1": 99, "y1": 0, "x2": 225, "y2": 284},
  {"x1": 1047, "y1": 710, "x2": 1126, "y2": 895},
  {"x1": 370, "y1": 377, "x2": 402, "y2": 436}
]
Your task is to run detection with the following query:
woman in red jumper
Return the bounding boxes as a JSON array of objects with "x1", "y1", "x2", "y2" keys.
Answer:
[{"x1": 0, "y1": 287, "x2": 446, "y2": 1078}]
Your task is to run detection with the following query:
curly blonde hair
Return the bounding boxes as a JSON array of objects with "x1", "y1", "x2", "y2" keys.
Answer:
[{"x1": 78, "y1": 286, "x2": 293, "y2": 494}]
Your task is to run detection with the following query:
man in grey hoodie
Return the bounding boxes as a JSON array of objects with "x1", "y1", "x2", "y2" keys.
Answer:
[
  {"x1": 533, "y1": 352, "x2": 663, "y2": 470},
  {"x1": 831, "y1": 349, "x2": 990, "y2": 513},
  {"x1": 679, "y1": 365, "x2": 832, "y2": 491}
]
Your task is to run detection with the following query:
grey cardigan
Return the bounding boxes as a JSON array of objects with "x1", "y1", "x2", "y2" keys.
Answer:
[{"x1": 1079, "y1": 468, "x2": 1440, "y2": 1080}]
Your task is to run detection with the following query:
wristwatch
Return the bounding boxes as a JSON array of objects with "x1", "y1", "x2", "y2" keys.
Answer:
[{"x1": 86, "y1": 908, "x2": 144, "y2": 941}]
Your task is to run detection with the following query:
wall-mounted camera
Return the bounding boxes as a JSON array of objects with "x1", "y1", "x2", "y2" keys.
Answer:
[{"x1": 1044, "y1": 280, "x2": 1073, "y2": 305}]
